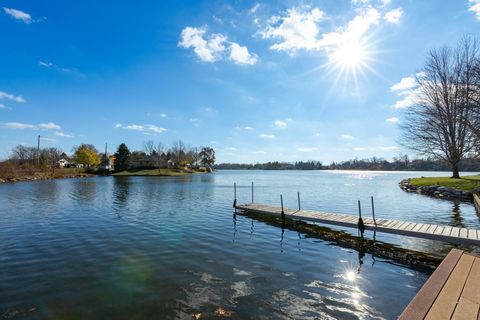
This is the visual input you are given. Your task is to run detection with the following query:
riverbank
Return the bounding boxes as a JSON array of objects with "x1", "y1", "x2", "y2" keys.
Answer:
[
  {"x1": 111, "y1": 168, "x2": 208, "y2": 176},
  {"x1": 399, "y1": 175, "x2": 480, "y2": 201},
  {"x1": 0, "y1": 168, "x2": 94, "y2": 184}
]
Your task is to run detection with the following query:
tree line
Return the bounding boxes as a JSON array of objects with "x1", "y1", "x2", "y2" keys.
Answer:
[
  {"x1": 113, "y1": 140, "x2": 215, "y2": 171},
  {"x1": 1, "y1": 140, "x2": 215, "y2": 173},
  {"x1": 214, "y1": 161, "x2": 323, "y2": 170},
  {"x1": 214, "y1": 154, "x2": 480, "y2": 171}
]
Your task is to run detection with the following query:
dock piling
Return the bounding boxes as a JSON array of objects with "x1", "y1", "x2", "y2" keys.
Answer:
[
  {"x1": 371, "y1": 196, "x2": 377, "y2": 226},
  {"x1": 297, "y1": 192, "x2": 301, "y2": 211},
  {"x1": 251, "y1": 182, "x2": 254, "y2": 204},
  {"x1": 233, "y1": 183, "x2": 237, "y2": 209},
  {"x1": 280, "y1": 194, "x2": 285, "y2": 220},
  {"x1": 358, "y1": 200, "x2": 366, "y2": 237}
]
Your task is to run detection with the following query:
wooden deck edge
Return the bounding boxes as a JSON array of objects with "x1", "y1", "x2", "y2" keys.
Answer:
[
  {"x1": 474, "y1": 194, "x2": 480, "y2": 215},
  {"x1": 398, "y1": 249, "x2": 464, "y2": 320},
  {"x1": 235, "y1": 205, "x2": 480, "y2": 246}
]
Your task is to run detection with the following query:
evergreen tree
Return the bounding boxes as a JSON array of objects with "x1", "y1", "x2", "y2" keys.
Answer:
[{"x1": 114, "y1": 143, "x2": 131, "y2": 171}]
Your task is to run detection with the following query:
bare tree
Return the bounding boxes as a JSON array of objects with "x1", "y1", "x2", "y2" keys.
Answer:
[
  {"x1": 401, "y1": 37, "x2": 479, "y2": 178},
  {"x1": 143, "y1": 140, "x2": 155, "y2": 156},
  {"x1": 154, "y1": 142, "x2": 165, "y2": 171}
]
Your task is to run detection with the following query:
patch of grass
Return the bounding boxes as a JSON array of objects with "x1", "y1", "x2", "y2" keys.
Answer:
[
  {"x1": 111, "y1": 168, "x2": 202, "y2": 176},
  {"x1": 409, "y1": 175, "x2": 480, "y2": 191}
]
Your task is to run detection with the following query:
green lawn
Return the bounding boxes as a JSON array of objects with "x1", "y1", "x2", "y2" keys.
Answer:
[
  {"x1": 409, "y1": 175, "x2": 480, "y2": 191},
  {"x1": 111, "y1": 168, "x2": 200, "y2": 176}
]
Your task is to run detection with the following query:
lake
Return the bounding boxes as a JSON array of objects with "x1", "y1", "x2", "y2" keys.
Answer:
[{"x1": 1, "y1": 170, "x2": 478, "y2": 319}]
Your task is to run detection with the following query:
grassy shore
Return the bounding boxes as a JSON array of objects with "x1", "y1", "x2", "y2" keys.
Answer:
[
  {"x1": 111, "y1": 168, "x2": 205, "y2": 176},
  {"x1": 409, "y1": 175, "x2": 480, "y2": 191}
]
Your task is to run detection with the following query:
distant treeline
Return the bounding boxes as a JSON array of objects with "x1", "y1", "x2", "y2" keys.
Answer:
[
  {"x1": 214, "y1": 155, "x2": 480, "y2": 171},
  {"x1": 214, "y1": 160, "x2": 323, "y2": 170}
]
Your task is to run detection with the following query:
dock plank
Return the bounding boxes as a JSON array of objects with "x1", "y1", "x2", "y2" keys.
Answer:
[
  {"x1": 235, "y1": 204, "x2": 480, "y2": 245},
  {"x1": 451, "y1": 297, "x2": 479, "y2": 320},
  {"x1": 399, "y1": 249, "x2": 463, "y2": 320},
  {"x1": 424, "y1": 253, "x2": 475, "y2": 320}
]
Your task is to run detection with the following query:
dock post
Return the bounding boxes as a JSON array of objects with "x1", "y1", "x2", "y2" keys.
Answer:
[
  {"x1": 297, "y1": 192, "x2": 301, "y2": 211},
  {"x1": 251, "y1": 182, "x2": 254, "y2": 204},
  {"x1": 357, "y1": 200, "x2": 365, "y2": 237},
  {"x1": 280, "y1": 194, "x2": 285, "y2": 220},
  {"x1": 371, "y1": 196, "x2": 377, "y2": 226},
  {"x1": 233, "y1": 183, "x2": 237, "y2": 210}
]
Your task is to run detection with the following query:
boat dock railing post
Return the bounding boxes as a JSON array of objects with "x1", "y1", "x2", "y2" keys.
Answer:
[
  {"x1": 371, "y1": 196, "x2": 377, "y2": 226},
  {"x1": 233, "y1": 182, "x2": 237, "y2": 210},
  {"x1": 280, "y1": 194, "x2": 285, "y2": 220},
  {"x1": 297, "y1": 192, "x2": 301, "y2": 211},
  {"x1": 357, "y1": 200, "x2": 365, "y2": 237},
  {"x1": 251, "y1": 182, "x2": 254, "y2": 204}
]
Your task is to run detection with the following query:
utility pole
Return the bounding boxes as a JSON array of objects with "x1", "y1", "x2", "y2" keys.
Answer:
[
  {"x1": 37, "y1": 135, "x2": 40, "y2": 168},
  {"x1": 104, "y1": 143, "x2": 108, "y2": 168}
]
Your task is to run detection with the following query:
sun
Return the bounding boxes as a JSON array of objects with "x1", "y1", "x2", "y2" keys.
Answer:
[
  {"x1": 321, "y1": 35, "x2": 380, "y2": 92},
  {"x1": 329, "y1": 40, "x2": 368, "y2": 70}
]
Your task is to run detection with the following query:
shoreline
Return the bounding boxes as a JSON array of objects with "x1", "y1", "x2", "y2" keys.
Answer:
[
  {"x1": 0, "y1": 172, "x2": 95, "y2": 184},
  {"x1": 399, "y1": 178, "x2": 475, "y2": 202}
]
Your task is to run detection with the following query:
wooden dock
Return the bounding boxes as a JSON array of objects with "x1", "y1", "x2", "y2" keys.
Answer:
[
  {"x1": 400, "y1": 249, "x2": 480, "y2": 319},
  {"x1": 235, "y1": 203, "x2": 480, "y2": 246}
]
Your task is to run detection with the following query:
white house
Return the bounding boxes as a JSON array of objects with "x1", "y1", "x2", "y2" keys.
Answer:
[{"x1": 56, "y1": 158, "x2": 70, "y2": 168}]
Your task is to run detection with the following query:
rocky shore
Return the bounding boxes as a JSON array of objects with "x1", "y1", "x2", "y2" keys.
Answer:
[
  {"x1": 399, "y1": 178, "x2": 478, "y2": 201},
  {"x1": 0, "y1": 173, "x2": 93, "y2": 184}
]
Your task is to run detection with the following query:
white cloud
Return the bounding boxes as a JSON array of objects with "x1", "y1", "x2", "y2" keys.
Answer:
[
  {"x1": 229, "y1": 43, "x2": 258, "y2": 65},
  {"x1": 390, "y1": 76, "x2": 416, "y2": 92},
  {"x1": 39, "y1": 61, "x2": 78, "y2": 74},
  {"x1": 244, "y1": 126, "x2": 254, "y2": 130},
  {"x1": 384, "y1": 7, "x2": 403, "y2": 24},
  {"x1": 54, "y1": 131, "x2": 74, "y2": 138},
  {"x1": 178, "y1": 27, "x2": 226, "y2": 62},
  {"x1": 4, "y1": 122, "x2": 62, "y2": 131},
  {"x1": 260, "y1": 133, "x2": 276, "y2": 139},
  {"x1": 259, "y1": 7, "x2": 325, "y2": 53},
  {"x1": 4, "y1": 122, "x2": 36, "y2": 130},
  {"x1": 259, "y1": 5, "x2": 384, "y2": 63},
  {"x1": 252, "y1": 150, "x2": 266, "y2": 154},
  {"x1": 250, "y1": 3, "x2": 261, "y2": 14},
  {"x1": 3, "y1": 7, "x2": 32, "y2": 24},
  {"x1": 0, "y1": 103, "x2": 5, "y2": 109},
  {"x1": 341, "y1": 134, "x2": 354, "y2": 140},
  {"x1": 160, "y1": 113, "x2": 167, "y2": 118},
  {"x1": 298, "y1": 147, "x2": 318, "y2": 152},
  {"x1": 391, "y1": 74, "x2": 424, "y2": 109},
  {"x1": 179, "y1": 26, "x2": 257, "y2": 65},
  {"x1": 226, "y1": 147, "x2": 237, "y2": 151},
  {"x1": 469, "y1": 0, "x2": 480, "y2": 20},
  {"x1": 353, "y1": 145, "x2": 397, "y2": 151},
  {"x1": 0, "y1": 91, "x2": 25, "y2": 103},
  {"x1": 115, "y1": 123, "x2": 166, "y2": 134},
  {"x1": 38, "y1": 122, "x2": 61, "y2": 130},
  {"x1": 41, "y1": 137, "x2": 57, "y2": 143},
  {"x1": 386, "y1": 117, "x2": 399, "y2": 123},
  {"x1": 273, "y1": 120, "x2": 288, "y2": 129}
]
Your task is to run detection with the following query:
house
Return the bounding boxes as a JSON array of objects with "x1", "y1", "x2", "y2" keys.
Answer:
[
  {"x1": 167, "y1": 159, "x2": 176, "y2": 168},
  {"x1": 56, "y1": 158, "x2": 70, "y2": 168}
]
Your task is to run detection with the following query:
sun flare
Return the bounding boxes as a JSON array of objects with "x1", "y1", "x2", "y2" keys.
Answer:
[{"x1": 330, "y1": 41, "x2": 368, "y2": 70}]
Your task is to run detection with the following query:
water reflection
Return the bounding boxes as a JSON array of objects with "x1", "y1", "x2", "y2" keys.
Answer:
[
  {"x1": 112, "y1": 177, "x2": 131, "y2": 211},
  {"x1": 450, "y1": 200, "x2": 465, "y2": 228}
]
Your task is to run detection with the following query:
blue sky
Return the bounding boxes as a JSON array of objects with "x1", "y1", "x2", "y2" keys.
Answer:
[{"x1": 1, "y1": 0, "x2": 479, "y2": 164}]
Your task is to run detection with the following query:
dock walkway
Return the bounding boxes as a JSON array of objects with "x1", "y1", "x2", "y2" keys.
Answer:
[
  {"x1": 235, "y1": 203, "x2": 480, "y2": 246},
  {"x1": 400, "y1": 249, "x2": 480, "y2": 319}
]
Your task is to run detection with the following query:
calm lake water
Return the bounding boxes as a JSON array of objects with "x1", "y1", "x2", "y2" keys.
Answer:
[{"x1": 1, "y1": 170, "x2": 478, "y2": 319}]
